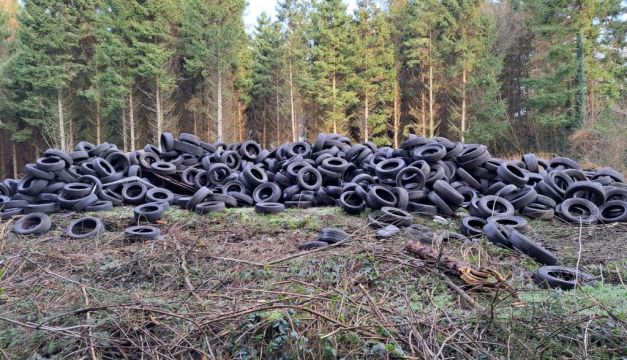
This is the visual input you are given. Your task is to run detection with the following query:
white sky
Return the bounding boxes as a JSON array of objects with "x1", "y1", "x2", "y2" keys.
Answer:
[{"x1": 244, "y1": 0, "x2": 358, "y2": 32}]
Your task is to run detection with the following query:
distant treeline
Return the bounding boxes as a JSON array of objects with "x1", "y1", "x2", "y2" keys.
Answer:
[{"x1": 0, "y1": 0, "x2": 625, "y2": 178}]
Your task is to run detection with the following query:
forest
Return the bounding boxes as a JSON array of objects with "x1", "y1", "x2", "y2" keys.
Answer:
[{"x1": 0, "y1": 0, "x2": 625, "y2": 180}]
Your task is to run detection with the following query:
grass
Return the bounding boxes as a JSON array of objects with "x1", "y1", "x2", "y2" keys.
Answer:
[{"x1": 0, "y1": 206, "x2": 625, "y2": 359}]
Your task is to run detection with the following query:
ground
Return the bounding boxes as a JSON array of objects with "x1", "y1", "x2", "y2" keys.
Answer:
[{"x1": 0, "y1": 206, "x2": 625, "y2": 359}]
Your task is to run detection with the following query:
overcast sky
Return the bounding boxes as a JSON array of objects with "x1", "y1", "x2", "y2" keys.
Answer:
[{"x1": 244, "y1": 0, "x2": 357, "y2": 32}]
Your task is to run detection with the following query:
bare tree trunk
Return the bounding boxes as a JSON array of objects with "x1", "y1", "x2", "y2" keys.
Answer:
[
  {"x1": 428, "y1": 32, "x2": 435, "y2": 138},
  {"x1": 238, "y1": 102, "x2": 243, "y2": 142},
  {"x1": 289, "y1": 59, "x2": 296, "y2": 142},
  {"x1": 332, "y1": 74, "x2": 337, "y2": 133},
  {"x1": 128, "y1": 92, "x2": 135, "y2": 150},
  {"x1": 57, "y1": 91, "x2": 66, "y2": 151},
  {"x1": 276, "y1": 79, "x2": 280, "y2": 145},
  {"x1": 393, "y1": 77, "x2": 400, "y2": 146},
  {"x1": 421, "y1": 73, "x2": 426, "y2": 136},
  {"x1": 122, "y1": 108, "x2": 128, "y2": 152},
  {"x1": 217, "y1": 71, "x2": 223, "y2": 141},
  {"x1": 0, "y1": 133, "x2": 5, "y2": 178},
  {"x1": 461, "y1": 68, "x2": 466, "y2": 143},
  {"x1": 12, "y1": 142, "x2": 18, "y2": 178},
  {"x1": 193, "y1": 112, "x2": 198, "y2": 136},
  {"x1": 96, "y1": 100, "x2": 102, "y2": 144},
  {"x1": 428, "y1": 64, "x2": 434, "y2": 138},
  {"x1": 262, "y1": 118, "x2": 267, "y2": 149},
  {"x1": 155, "y1": 74, "x2": 162, "y2": 142},
  {"x1": 364, "y1": 94, "x2": 369, "y2": 142}
]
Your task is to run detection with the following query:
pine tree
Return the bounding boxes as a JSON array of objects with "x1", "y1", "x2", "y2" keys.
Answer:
[
  {"x1": 309, "y1": 0, "x2": 358, "y2": 135},
  {"x1": 248, "y1": 13, "x2": 285, "y2": 147},
  {"x1": 181, "y1": 0, "x2": 247, "y2": 141},
  {"x1": 353, "y1": 0, "x2": 395, "y2": 145},
  {"x1": 10, "y1": 0, "x2": 83, "y2": 151},
  {"x1": 277, "y1": 0, "x2": 310, "y2": 141}
]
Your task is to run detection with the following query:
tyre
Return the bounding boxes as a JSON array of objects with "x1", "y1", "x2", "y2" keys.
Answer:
[
  {"x1": 339, "y1": 191, "x2": 366, "y2": 214},
  {"x1": 133, "y1": 202, "x2": 165, "y2": 222},
  {"x1": 298, "y1": 241, "x2": 329, "y2": 250},
  {"x1": 367, "y1": 185, "x2": 398, "y2": 210},
  {"x1": 13, "y1": 212, "x2": 52, "y2": 235},
  {"x1": 66, "y1": 217, "x2": 105, "y2": 239},
  {"x1": 460, "y1": 216, "x2": 486, "y2": 237},
  {"x1": 396, "y1": 166, "x2": 426, "y2": 190},
  {"x1": 318, "y1": 228, "x2": 349, "y2": 244},
  {"x1": 477, "y1": 195, "x2": 515, "y2": 219},
  {"x1": 486, "y1": 215, "x2": 529, "y2": 233},
  {"x1": 433, "y1": 180, "x2": 464, "y2": 207},
  {"x1": 482, "y1": 221, "x2": 511, "y2": 248},
  {"x1": 534, "y1": 266, "x2": 595, "y2": 290},
  {"x1": 121, "y1": 182, "x2": 148, "y2": 205},
  {"x1": 557, "y1": 198, "x2": 599, "y2": 224},
  {"x1": 379, "y1": 206, "x2": 413, "y2": 227},
  {"x1": 427, "y1": 191, "x2": 454, "y2": 216},
  {"x1": 255, "y1": 202, "x2": 285, "y2": 214},
  {"x1": 195, "y1": 201, "x2": 226, "y2": 214},
  {"x1": 125, "y1": 225, "x2": 161, "y2": 240},
  {"x1": 509, "y1": 230, "x2": 557, "y2": 265},
  {"x1": 598, "y1": 200, "x2": 627, "y2": 223},
  {"x1": 146, "y1": 187, "x2": 175, "y2": 204},
  {"x1": 497, "y1": 163, "x2": 529, "y2": 187}
]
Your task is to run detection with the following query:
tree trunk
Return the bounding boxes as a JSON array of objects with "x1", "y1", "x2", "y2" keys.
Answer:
[
  {"x1": 262, "y1": 118, "x2": 267, "y2": 149},
  {"x1": 128, "y1": 92, "x2": 135, "y2": 150},
  {"x1": 364, "y1": 93, "x2": 369, "y2": 142},
  {"x1": 393, "y1": 79, "x2": 400, "y2": 146},
  {"x1": 461, "y1": 68, "x2": 466, "y2": 143},
  {"x1": 155, "y1": 74, "x2": 163, "y2": 142},
  {"x1": 428, "y1": 64, "x2": 434, "y2": 138},
  {"x1": 122, "y1": 108, "x2": 128, "y2": 152},
  {"x1": 276, "y1": 79, "x2": 280, "y2": 145},
  {"x1": 332, "y1": 73, "x2": 337, "y2": 133},
  {"x1": 0, "y1": 133, "x2": 5, "y2": 179},
  {"x1": 12, "y1": 141, "x2": 18, "y2": 178},
  {"x1": 57, "y1": 90, "x2": 66, "y2": 151},
  {"x1": 421, "y1": 73, "x2": 426, "y2": 136},
  {"x1": 289, "y1": 59, "x2": 296, "y2": 142},
  {"x1": 217, "y1": 72, "x2": 223, "y2": 141},
  {"x1": 96, "y1": 100, "x2": 102, "y2": 144},
  {"x1": 238, "y1": 102, "x2": 243, "y2": 142}
]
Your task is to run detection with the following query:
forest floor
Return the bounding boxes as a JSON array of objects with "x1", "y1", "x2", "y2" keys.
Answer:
[{"x1": 0, "y1": 206, "x2": 625, "y2": 359}]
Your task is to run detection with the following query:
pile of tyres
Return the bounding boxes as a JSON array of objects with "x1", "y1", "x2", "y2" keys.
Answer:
[{"x1": 1, "y1": 132, "x2": 625, "y2": 246}]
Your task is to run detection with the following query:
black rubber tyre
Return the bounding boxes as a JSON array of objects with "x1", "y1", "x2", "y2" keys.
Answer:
[
  {"x1": 407, "y1": 202, "x2": 439, "y2": 215},
  {"x1": 503, "y1": 185, "x2": 538, "y2": 209},
  {"x1": 522, "y1": 153, "x2": 539, "y2": 173},
  {"x1": 195, "y1": 201, "x2": 226, "y2": 214},
  {"x1": 63, "y1": 183, "x2": 94, "y2": 197},
  {"x1": 297, "y1": 167, "x2": 322, "y2": 191},
  {"x1": 549, "y1": 157, "x2": 580, "y2": 170},
  {"x1": 427, "y1": 191, "x2": 454, "y2": 216},
  {"x1": 557, "y1": 198, "x2": 599, "y2": 224},
  {"x1": 482, "y1": 221, "x2": 511, "y2": 247},
  {"x1": 367, "y1": 185, "x2": 397, "y2": 210},
  {"x1": 13, "y1": 212, "x2": 52, "y2": 235},
  {"x1": 241, "y1": 164, "x2": 268, "y2": 190},
  {"x1": 486, "y1": 215, "x2": 529, "y2": 233},
  {"x1": 534, "y1": 266, "x2": 595, "y2": 290},
  {"x1": 379, "y1": 206, "x2": 413, "y2": 227},
  {"x1": 412, "y1": 144, "x2": 446, "y2": 162},
  {"x1": 396, "y1": 166, "x2": 426, "y2": 191},
  {"x1": 99, "y1": 188, "x2": 124, "y2": 206},
  {"x1": 122, "y1": 182, "x2": 148, "y2": 205},
  {"x1": 339, "y1": 191, "x2": 366, "y2": 214},
  {"x1": 598, "y1": 200, "x2": 627, "y2": 223},
  {"x1": 133, "y1": 202, "x2": 165, "y2": 222},
  {"x1": 564, "y1": 181, "x2": 606, "y2": 206},
  {"x1": 521, "y1": 203, "x2": 555, "y2": 220},
  {"x1": 173, "y1": 139, "x2": 204, "y2": 156},
  {"x1": 18, "y1": 175, "x2": 49, "y2": 196},
  {"x1": 375, "y1": 158, "x2": 406, "y2": 180},
  {"x1": 509, "y1": 230, "x2": 557, "y2": 265},
  {"x1": 460, "y1": 216, "x2": 486, "y2": 237},
  {"x1": 456, "y1": 167, "x2": 481, "y2": 190},
  {"x1": 146, "y1": 187, "x2": 175, "y2": 204},
  {"x1": 24, "y1": 163, "x2": 56, "y2": 180},
  {"x1": 35, "y1": 156, "x2": 66, "y2": 172},
  {"x1": 92, "y1": 158, "x2": 116, "y2": 177},
  {"x1": 433, "y1": 180, "x2": 464, "y2": 207},
  {"x1": 66, "y1": 217, "x2": 105, "y2": 239},
  {"x1": 207, "y1": 193, "x2": 237, "y2": 207},
  {"x1": 72, "y1": 193, "x2": 99, "y2": 211},
  {"x1": 23, "y1": 202, "x2": 59, "y2": 214},
  {"x1": 151, "y1": 161, "x2": 177, "y2": 175},
  {"x1": 477, "y1": 195, "x2": 515, "y2": 219},
  {"x1": 497, "y1": 163, "x2": 529, "y2": 187},
  {"x1": 43, "y1": 149, "x2": 72, "y2": 167},
  {"x1": 125, "y1": 225, "x2": 161, "y2": 240},
  {"x1": 298, "y1": 241, "x2": 329, "y2": 250},
  {"x1": 318, "y1": 228, "x2": 349, "y2": 244},
  {"x1": 85, "y1": 200, "x2": 114, "y2": 212},
  {"x1": 255, "y1": 202, "x2": 285, "y2": 214}
]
